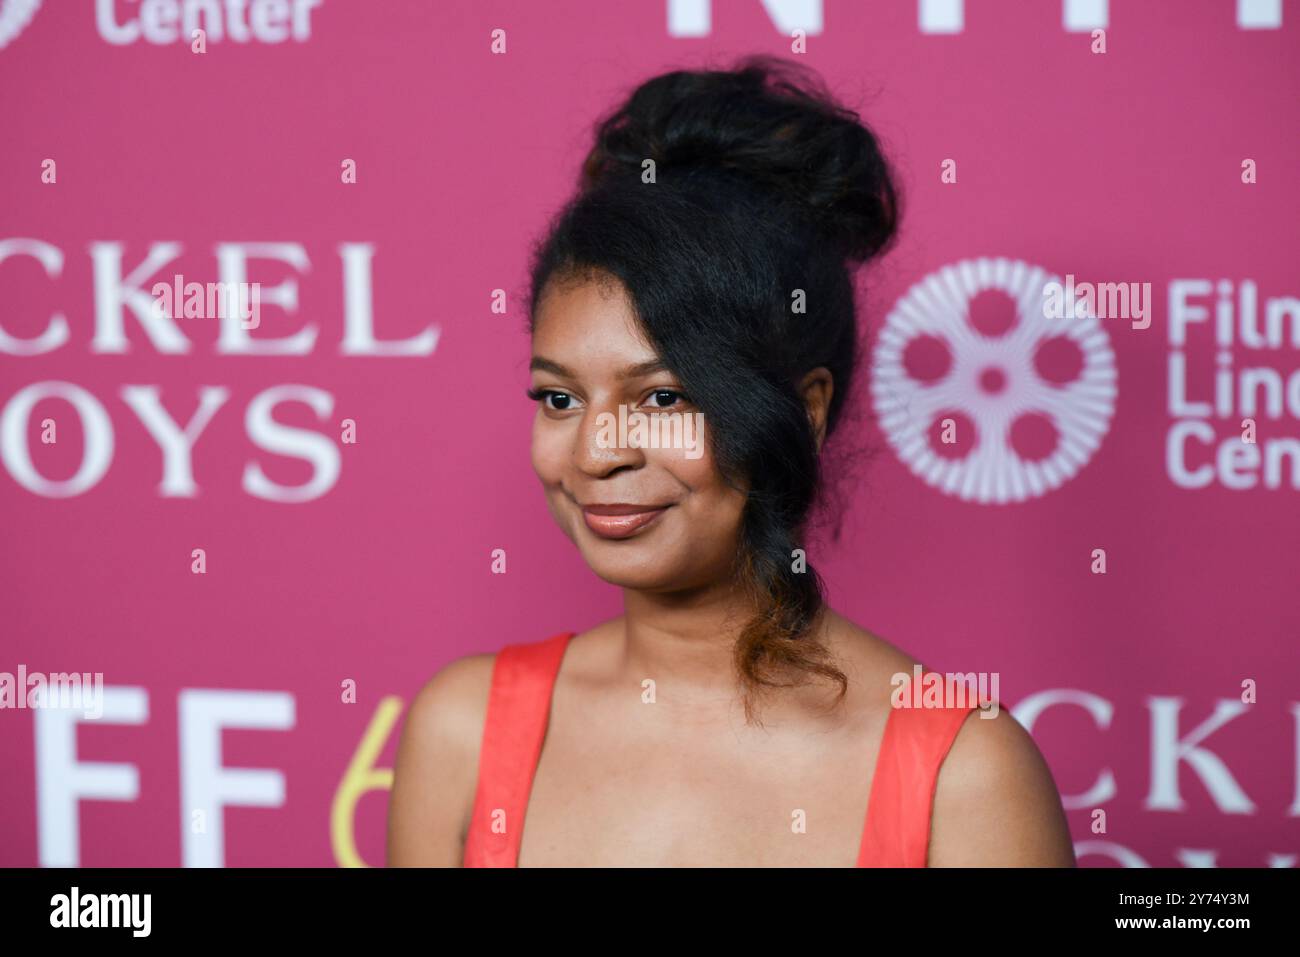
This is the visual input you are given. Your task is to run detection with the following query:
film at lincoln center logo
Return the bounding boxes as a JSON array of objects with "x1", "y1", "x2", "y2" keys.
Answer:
[{"x1": 870, "y1": 257, "x2": 1118, "y2": 504}]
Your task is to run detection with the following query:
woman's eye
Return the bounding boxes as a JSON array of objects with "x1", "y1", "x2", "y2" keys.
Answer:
[
  {"x1": 528, "y1": 388, "x2": 577, "y2": 411},
  {"x1": 644, "y1": 390, "x2": 686, "y2": 409}
]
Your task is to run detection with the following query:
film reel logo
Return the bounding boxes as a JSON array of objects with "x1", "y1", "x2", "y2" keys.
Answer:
[{"x1": 870, "y1": 257, "x2": 1117, "y2": 504}]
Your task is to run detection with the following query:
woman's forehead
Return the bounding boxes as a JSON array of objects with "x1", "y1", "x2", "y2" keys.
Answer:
[{"x1": 533, "y1": 281, "x2": 658, "y2": 362}]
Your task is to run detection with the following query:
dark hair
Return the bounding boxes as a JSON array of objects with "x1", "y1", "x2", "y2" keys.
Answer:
[{"x1": 528, "y1": 55, "x2": 900, "y2": 723}]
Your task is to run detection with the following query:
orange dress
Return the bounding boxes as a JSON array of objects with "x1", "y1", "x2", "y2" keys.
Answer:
[{"x1": 462, "y1": 631, "x2": 976, "y2": 867}]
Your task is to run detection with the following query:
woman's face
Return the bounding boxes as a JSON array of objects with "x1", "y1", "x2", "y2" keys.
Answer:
[{"x1": 529, "y1": 274, "x2": 748, "y2": 593}]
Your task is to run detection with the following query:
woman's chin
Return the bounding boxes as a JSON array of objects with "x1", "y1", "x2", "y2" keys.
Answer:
[
  {"x1": 580, "y1": 549, "x2": 731, "y2": 596},
  {"x1": 577, "y1": 546, "x2": 687, "y2": 591},
  {"x1": 582, "y1": 560, "x2": 676, "y2": 591}
]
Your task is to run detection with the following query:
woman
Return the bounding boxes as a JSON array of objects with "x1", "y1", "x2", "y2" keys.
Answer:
[{"x1": 388, "y1": 56, "x2": 1075, "y2": 867}]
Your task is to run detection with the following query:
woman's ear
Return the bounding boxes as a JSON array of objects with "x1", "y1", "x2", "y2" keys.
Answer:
[{"x1": 799, "y1": 367, "x2": 834, "y2": 453}]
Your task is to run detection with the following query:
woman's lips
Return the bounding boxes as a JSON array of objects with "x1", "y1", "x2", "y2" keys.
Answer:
[{"x1": 580, "y1": 503, "x2": 671, "y2": 540}]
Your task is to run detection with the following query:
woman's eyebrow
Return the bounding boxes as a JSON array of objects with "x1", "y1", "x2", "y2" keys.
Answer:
[
  {"x1": 529, "y1": 357, "x2": 669, "y2": 379},
  {"x1": 529, "y1": 357, "x2": 573, "y2": 376},
  {"x1": 618, "y1": 359, "x2": 669, "y2": 379}
]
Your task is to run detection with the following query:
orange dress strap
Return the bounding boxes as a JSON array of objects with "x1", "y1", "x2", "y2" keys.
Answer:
[
  {"x1": 857, "y1": 691, "x2": 978, "y2": 867},
  {"x1": 462, "y1": 632, "x2": 574, "y2": 868}
]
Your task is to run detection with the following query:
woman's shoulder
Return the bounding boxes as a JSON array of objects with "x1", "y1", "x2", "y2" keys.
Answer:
[
  {"x1": 387, "y1": 649, "x2": 501, "y2": 865},
  {"x1": 927, "y1": 698, "x2": 1077, "y2": 865},
  {"x1": 826, "y1": 610, "x2": 1075, "y2": 865},
  {"x1": 819, "y1": 609, "x2": 925, "y2": 700},
  {"x1": 403, "y1": 651, "x2": 497, "y2": 743},
  {"x1": 400, "y1": 624, "x2": 603, "y2": 747},
  {"x1": 388, "y1": 625, "x2": 618, "y2": 865},
  {"x1": 401, "y1": 623, "x2": 612, "y2": 740},
  {"x1": 391, "y1": 651, "x2": 498, "y2": 819}
]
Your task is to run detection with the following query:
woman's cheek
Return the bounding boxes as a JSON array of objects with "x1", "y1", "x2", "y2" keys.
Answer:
[
  {"x1": 530, "y1": 414, "x2": 568, "y2": 483},
  {"x1": 650, "y1": 443, "x2": 713, "y2": 492}
]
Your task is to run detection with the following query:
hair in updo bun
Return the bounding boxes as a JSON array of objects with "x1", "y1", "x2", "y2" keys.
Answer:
[
  {"x1": 579, "y1": 57, "x2": 898, "y2": 265},
  {"x1": 529, "y1": 54, "x2": 901, "y2": 724}
]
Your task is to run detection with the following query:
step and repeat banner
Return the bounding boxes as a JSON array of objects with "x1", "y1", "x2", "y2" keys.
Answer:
[{"x1": 1, "y1": 0, "x2": 1297, "y2": 867}]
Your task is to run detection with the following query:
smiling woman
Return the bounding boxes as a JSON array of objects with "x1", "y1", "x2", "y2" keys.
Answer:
[{"x1": 387, "y1": 54, "x2": 1076, "y2": 868}]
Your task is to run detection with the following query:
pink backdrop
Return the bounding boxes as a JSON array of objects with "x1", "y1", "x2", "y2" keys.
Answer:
[{"x1": 2, "y1": 0, "x2": 1297, "y2": 867}]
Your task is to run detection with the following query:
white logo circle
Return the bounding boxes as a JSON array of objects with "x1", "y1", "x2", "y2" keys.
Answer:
[
  {"x1": 0, "y1": 0, "x2": 40, "y2": 49},
  {"x1": 870, "y1": 257, "x2": 1117, "y2": 503}
]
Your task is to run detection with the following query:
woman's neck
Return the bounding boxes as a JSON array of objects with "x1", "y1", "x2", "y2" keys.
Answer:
[{"x1": 616, "y1": 581, "x2": 762, "y2": 704}]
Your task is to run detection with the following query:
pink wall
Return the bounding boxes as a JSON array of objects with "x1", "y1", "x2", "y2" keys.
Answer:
[{"x1": 1, "y1": 0, "x2": 1297, "y2": 867}]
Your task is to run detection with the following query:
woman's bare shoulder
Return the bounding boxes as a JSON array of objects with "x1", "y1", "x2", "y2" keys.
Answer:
[
  {"x1": 824, "y1": 610, "x2": 1075, "y2": 865},
  {"x1": 928, "y1": 703, "x2": 1077, "y2": 866},
  {"x1": 386, "y1": 650, "x2": 498, "y2": 866},
  {"x1": 820, "y1": 609, "x2": 924, "y2": 691},
  {"x1": 402, "y1": 648, "x2": 506, "y2": 752},
  {"x1": 387, "y1": 624, "x2": 622, "y2": 865},
  {"x1": 399, "y1": 622, "x2": 617, "y2": 752}
]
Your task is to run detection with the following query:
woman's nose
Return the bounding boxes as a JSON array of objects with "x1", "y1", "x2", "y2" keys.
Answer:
[{"x1": 572, "y1": 403, "x2": 645, "y2": 477}]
